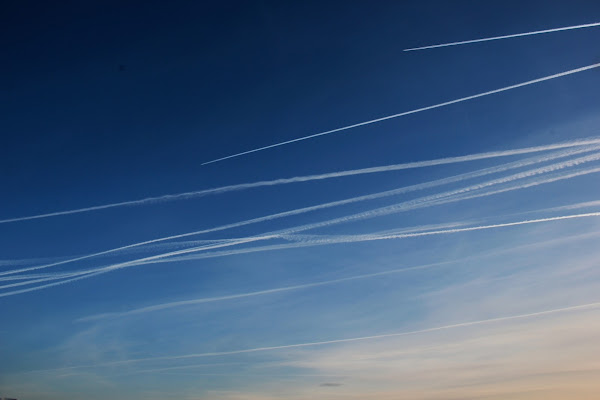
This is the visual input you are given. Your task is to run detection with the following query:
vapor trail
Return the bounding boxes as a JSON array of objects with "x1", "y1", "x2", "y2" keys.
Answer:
[
  {"x1": 3, "y1": 150, "x2": 598, "y2": 286},
  {"x1": 145, "y1": 164, "x2": 600, "y2": 264},
  {"x1": 78, "y1": 259, "x2": 462, "y2": 322},
  {"x1": 0, "y1": 236, "x2": 280, "y2": 297},
  {"x1": 47, "y1": 301, "x2": 600, "y2": 369},
  {"x1": 4, "y1": 145, "x2": 593, "y2": 279},
  {"x1": 0, "y1": 269, "x2": 98, "y2": 290},
  {"x1": 0, "y1": 233, "x2": 274, "y2": 278},
  {"x1": 403, "y1": 21, "x2": 600, "y2": 51},
  {"x1": 4, "y1": 138, "x2": 599, "y2": 225},
  {"x1": 1, "y1": 221, "x2": 469, "y2": 291},
  {"x1": 150, "y1": 200, "x2": 600, "y2": 264},
  {"x1": 270, "y1": 153, "x2": 600, "y2": 236},
  {"x1": 201, "y1": 63, "x2": 600, "y2": 164},
  {"x1": 6, "y1": 190, "x2": 599, "y2": 299},
  {"x1": 79, "y1": 212, "x2": 600, "y2": 322},
  {"x1": 285, "y1": 212, "x2": 600, "y2": 244}
]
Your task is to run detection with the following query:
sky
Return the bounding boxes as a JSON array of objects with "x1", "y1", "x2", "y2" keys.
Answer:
[{"x1": 1, "y1": 0, "x2": 600, "y2": 399}]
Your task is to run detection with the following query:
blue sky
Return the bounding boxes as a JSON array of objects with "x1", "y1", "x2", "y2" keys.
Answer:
[{"x1": 2, "y1": 1, "x2": 600, "y2": 399}]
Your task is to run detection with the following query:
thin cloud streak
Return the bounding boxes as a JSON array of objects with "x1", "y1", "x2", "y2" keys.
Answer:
[
  {"x1": 149, "y1": 207, "x2": 600, "y2": 268},
  {"x1": 403, "y1": 21, "x2": 600, "y2": 51},
  {"x1": 3, "y1": 145, "x2": 593, "y2": 279},
  {"x1": 285, "y1": 213, "x2": 600, "y2": 244},
  {"x1": 2, "y1": 221, "x2": 472, "y2": 295},
  {"x1": 3, "y1": 156, "x2": 599, "y2": 296},
  {"x1": 201, "y1": 63, "x2": 600, "y2": 164},
  {"x1": 3, "y1": 138, "x2": 598, "y2": 225},
  {"x1": 270, "y1": 154, "x2": 600, "y2": 236},
  {"x1": 0, "y1": 236, "x2": 280, "y2": 298},
  {"x1": 79, "y1": 214, "x2": 600, "y2": 322},
  {"x1": 45, "y1": 301, "x2": 600, "y2": 369}
]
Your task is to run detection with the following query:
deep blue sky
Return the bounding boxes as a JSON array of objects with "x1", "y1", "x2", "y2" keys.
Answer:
[{"x1": 1, "y1": 1, "x2": 600, "y2": 399}]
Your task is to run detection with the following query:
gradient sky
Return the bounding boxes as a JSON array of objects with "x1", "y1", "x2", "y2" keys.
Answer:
[{"x1": 2, "y1": 1, "x2": 600, "y2": 399}]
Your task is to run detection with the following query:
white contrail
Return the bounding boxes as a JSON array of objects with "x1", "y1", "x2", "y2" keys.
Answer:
[
  {"x1": 78, "y1": 259, "x2": 465, "y2": 322},
  {"x1": 543, "y1": 199, "x2": 600, "y2": 212},
  {"x1": 271, "y1": 154, "x2": 600, "y2": 236},
  {"x1": 403, "y1": 21, "x2": 600, "y2": 51},
  {"x1": 78, "y1": 212, "x2": 600, "y2": 322},
  {"x1": 3, "y1": 145, "x2": 593, "y2": 279},
  {"x1": 42, "y1": 300, "x2": 600, "y2": 370},
  {"x1": 151, "y1": 200, "x2": 600, "y2": 265},
  {"x1": 0, "y1": 232, "x2": 277, "y2": 278},
  {"x1": 0, "y1": 272, "x2": 90, "y2": 282},
  {"x1": 5, "y1": 189, "x2": 599, "y2": 300},
  {"x1": 1, "y1": 221, "x2": 469, "y2": 291},
  {"x1": 3, "y1": 154, "x2": 598, "y2": 295},
  {"x1": 0, "y1": 236, "x2": 280, "y2": 296},
  {"x1": 3, "y1": 151, "x2": 598, "y2": 289},
  {"x1": 201, "y1": 63, "x2": 600, "y2": 165},
  {"x1": 4, "y1": 138, "x2": 599, "y2": 225},
  {"x1": 286, "y1": 213, "x2": 600, "y2": 244},
  {"x1": 149, "y1": 164, "x2": 600, "y2": 264},
  {"x1": 0, "y1": 270, "x2": 98, "y2": 290}
]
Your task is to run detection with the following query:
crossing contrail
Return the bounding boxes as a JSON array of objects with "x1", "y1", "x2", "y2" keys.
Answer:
[
  {"x1": 2, "y1": 149, "x2": 598, "y2": 288},
  {"x1": 4, "y1": 189, "x2": 599, "y2": 299},
  {"x1": 146, "y1": 164, "x2": 600, "y2": 264},
  {"x1": 3, "y1": 138, "x2": 599, "y2": 225},
  {"x1": 285, "y1": 212, "x2": 600, "y2": 244},
  {"x1": 1, "y1": 146, "x2": 593, "y2": 278},
  {"x1": 201, "y1": 63, "x2": 600, "y2": 165},
  {"x1": 148, "y1": 198, "x2": 600, "y2": 264},
  {"x1": 78, "y1": 258, "x2": 467, "y2": 322},
  {"x1": 0, "y1": 235, "x2": 281, "y2": 296},
  {"x1": 270, "y1": 154, "x2": 600, "y2": 236},
  {"x1": 403, "y1": 21, "x2": 600, "y2": 51},
  {"x1": 40, "y1": 300, "x2": 600, "y2": 370},
  {"x1": 78, "y1": 212, "x2": 600, "y2": 322}
]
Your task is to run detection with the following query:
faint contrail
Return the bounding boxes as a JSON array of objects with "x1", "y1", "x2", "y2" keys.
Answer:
[
  {"x1": 0, "y1": 236, "x2": 280, "y2": 296},
  {"x1": 1, "y1": 146, "x2": 592, "y2": 278},
  {"x1": 148, "y1": 163, "x2": 600, "y2": 264},
  {"x1": 151, "y1": 197, "x2": 600, "y2": 264},
  {"x1": 2, "y1": 221, "x2": 469, "y2": 292},
  {"x1": 6, "y1": 183, "x2": 599, "y2": 299},
  {"x1": 46, "y1": 300, "x2": 600, "y2": 370},
  {"x1": 78, "y1": 212, "x2": 600, "y2": 322},
  {"x1": 543, "y1": 199, "x2": 600, "y2": 212},
  {"x1": 271, "y1": 153, "x2": 600, "y2": 236},
  {"x1": 0, "y1": 269, "x2": 97, "y2": 290},
  {"x1": 201, "y1": 63, "x2": 600, "y2": 165},
  {"x1": 78, "y1": 259, "x2": 464, "y2": 322},
  {"x1": 3, "y1": 150, "x2": 598, "y2": 285},
  {"x1": 403, "y1": 21, "x2": 600, "y2": 51},
  {"x1": 286, "y1": 212, "x2": 600, "y2": 244},
  {"x1": 3, "y1": 138, "x2": 599, "y2": 225}
]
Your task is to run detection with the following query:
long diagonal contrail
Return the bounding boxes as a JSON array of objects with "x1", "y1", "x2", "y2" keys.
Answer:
[
  {"x1": 37, "y1": 300, "x2": 600, "y2": 371},
  {"x1": 3, "y1": 138, "x2": 599, "y2": 225},
  {"x1": 3, "y1": 193, "x2": 599, "y2": 299},
  {"x1": 149, "y1": 202, "x2": 600, "y2": 265},
  {"x1": 201, "y1": 63, "x2": 600, "y2": 165},
  {"x1": 3, "y1": 150, "x2": 599, "y2": 291},
  {"x1": 3, "y1": 146, "x2": 595, "y2": 279},
  {"x1": 78, "y1": 213, "x2": 600, "y2": 322},
  {"x1": 403, "y1": 21, "x2": 600, "y2": 51}
]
